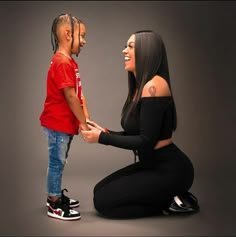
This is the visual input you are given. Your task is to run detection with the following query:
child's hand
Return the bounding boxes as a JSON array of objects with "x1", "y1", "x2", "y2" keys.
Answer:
[
  {"x1": 80, "y1": 124, "x2": 101, "y2": 143},
  {"x1": 79, "y1": 122, "x2": 90, "y2": 131}
]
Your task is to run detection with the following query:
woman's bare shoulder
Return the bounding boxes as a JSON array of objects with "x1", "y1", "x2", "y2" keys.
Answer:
[{"x1": 142, "y1": 75, "x2": 171, "y2": 97}]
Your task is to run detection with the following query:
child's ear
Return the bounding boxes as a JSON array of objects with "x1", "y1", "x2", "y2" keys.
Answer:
[{"x1": 65, "y1": 30, "x2": 71, "y2": 41}]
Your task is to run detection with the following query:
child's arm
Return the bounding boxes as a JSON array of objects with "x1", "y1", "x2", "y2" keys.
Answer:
[
  {"x1": 81, "y1": 92, "x2": 90, "y2": 121},
  {"x1": 63, "y1": 87, "x2": 89, "y2": 131}
]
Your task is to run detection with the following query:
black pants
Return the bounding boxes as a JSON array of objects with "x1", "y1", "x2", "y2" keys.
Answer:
[{"x1": 93, "y1": 143, "x2": 194, "y2": 219}]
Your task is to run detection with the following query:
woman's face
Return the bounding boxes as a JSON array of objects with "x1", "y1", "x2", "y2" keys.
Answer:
[{"x1": 122, "y1": 34, "x2": 135, "y2": 74}]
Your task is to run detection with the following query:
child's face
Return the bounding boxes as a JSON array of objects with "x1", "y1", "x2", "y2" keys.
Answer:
[{"x1": 72, "y1": 23, "x2": 86, "y2": 55}]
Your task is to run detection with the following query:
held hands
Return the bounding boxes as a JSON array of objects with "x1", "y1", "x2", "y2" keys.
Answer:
[
  {"x1": 80, "y1": 120, "x2": 104, "y2": 143},
  {"x1": 79, "y1": 122, "x2": 90, "y2": 131},
  {"x1": 79, "y1": 119, "x2": 99, "y2": 132},
  {"x1": 86, "y1": 120, "x2": 106, "y2": 132}
]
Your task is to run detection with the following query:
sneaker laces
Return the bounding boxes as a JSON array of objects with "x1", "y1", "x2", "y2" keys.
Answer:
[
  {"x1": 48, "y1": 197, "x2": 71, "y2": 215},
  {"x1": 58, "y1": 196, "x2": 79, "y2": 216},
  {"x1": 61, "y1": 188, "x2": 70, "y2": 205},
  {"x1": 60, "y1": 199, "x2": 71, "y2": 214}
]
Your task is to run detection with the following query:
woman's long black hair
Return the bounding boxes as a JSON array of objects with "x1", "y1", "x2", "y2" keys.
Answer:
[
  {"x1": 122, "y1": 30, "x2": 177, "y2": 130},
  {"x1": 51, "y1": 13, "x2": 83, "y2": 57}
]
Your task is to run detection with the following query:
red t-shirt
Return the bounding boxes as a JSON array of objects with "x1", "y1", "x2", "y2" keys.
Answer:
[{"x1": 40, "y1": 52, "x2": 83, "y2": 135}]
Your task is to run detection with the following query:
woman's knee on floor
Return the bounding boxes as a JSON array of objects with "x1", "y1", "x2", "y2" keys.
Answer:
[{"x1": 93, "y1": 190, "x2": 113, "y2": 212}]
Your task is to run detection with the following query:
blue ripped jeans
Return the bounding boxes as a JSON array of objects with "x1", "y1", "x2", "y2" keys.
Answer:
[{"x1": 43, "y1": 127, "x2": 73, "y2": 197}]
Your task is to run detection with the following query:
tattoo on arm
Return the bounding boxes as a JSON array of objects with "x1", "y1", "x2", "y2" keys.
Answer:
[{"x1": 148, "y1": 86, "x2": 156, "y2": 96}]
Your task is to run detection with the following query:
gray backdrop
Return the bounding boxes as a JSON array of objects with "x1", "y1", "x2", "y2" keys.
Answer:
[{"x1": 1, "y1": 1, "x2": 236, "y2": 236}]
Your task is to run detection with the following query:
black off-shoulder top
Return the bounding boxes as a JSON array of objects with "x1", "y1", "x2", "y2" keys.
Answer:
[{"x1": 98, "y1": 96, "x2": 175, "y2": 152}]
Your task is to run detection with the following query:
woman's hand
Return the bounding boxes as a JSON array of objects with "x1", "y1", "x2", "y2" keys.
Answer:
[
  {"x1": 86, "y1": 119, "x2": 107, "y2": 132},
  {"x1": 80, "y1": 124, "x2": 102, "y2": 143}
]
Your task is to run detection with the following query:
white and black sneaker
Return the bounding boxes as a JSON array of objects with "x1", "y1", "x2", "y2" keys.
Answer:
[
  {"x1": 47, "y1": 188, "x2": 80, "y2": 208},
  {"x1": 47, "y1": 197, "x2": 81, "y2": 221},
  {"x1": 162, "y1": 192, "x2": 200, "y2": 216}
]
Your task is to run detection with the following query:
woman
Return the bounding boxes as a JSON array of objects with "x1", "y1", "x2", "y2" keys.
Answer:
[{"x1": 81, "y1": 30, "x2": 199, "y2": 219}]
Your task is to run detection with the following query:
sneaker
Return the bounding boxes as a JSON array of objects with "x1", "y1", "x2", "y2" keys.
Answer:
[
  {"x1": 61, "y1": 188, "x2": 80, "y2": 208},
  {"x1": 162, "y1": 192, "x2": 200, "y2": 216},
  {"x1": 46, "y1": 188, "x2": 80, "y2": 208},
  {"x1": 47, "y1": 197, "x2": 81, "y2": 221}
]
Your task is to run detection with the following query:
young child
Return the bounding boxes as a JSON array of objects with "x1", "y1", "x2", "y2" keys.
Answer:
[{"x1": 40, "y1": 13, "x2": 90, "y2": 221}]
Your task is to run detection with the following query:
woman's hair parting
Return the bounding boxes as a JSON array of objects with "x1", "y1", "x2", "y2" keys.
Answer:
[{"x1": 51, "y1": 13, "x2": 83, "y2": 55}]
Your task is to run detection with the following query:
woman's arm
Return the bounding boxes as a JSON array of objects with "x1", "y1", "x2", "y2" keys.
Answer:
[
  {"x1": 86, "y1": 120, "x2": 127, "y2": 135},
  {"x1": 98, "y1": 97, "x2": 167, "y2": 150},
  {"x1": 106, "y1": 130, "x2": 127, "y2": 135}
]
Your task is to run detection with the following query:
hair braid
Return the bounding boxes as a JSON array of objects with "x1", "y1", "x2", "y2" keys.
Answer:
[
  {"x1": 50, "y1": 13, "x2": 83, "y2": 56},
  {"x1": 51, "y1": 15, "x2": 61, "y2": 53}
]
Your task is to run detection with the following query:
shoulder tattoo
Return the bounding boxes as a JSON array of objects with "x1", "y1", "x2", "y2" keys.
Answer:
[{"x1": 148, "y1": 86, "x2": 156, "y2": 96}]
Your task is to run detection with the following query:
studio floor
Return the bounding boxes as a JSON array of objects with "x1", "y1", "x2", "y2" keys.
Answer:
[{"x1": 3, "y1": 162, "x2": 235, "y2": 236}]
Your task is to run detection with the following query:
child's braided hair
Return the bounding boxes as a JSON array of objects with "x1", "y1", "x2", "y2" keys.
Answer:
[{"x1": 51, "y1": 13, "x2": 82, "y2": 56}]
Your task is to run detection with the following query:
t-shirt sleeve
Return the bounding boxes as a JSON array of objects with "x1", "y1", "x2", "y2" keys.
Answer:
[
  {"x1": 98, "y1": 98, "x2": 167, "y2": 150},
  {"x1": 55, "y1": 62, "x2": 76, "y2": 90}
]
